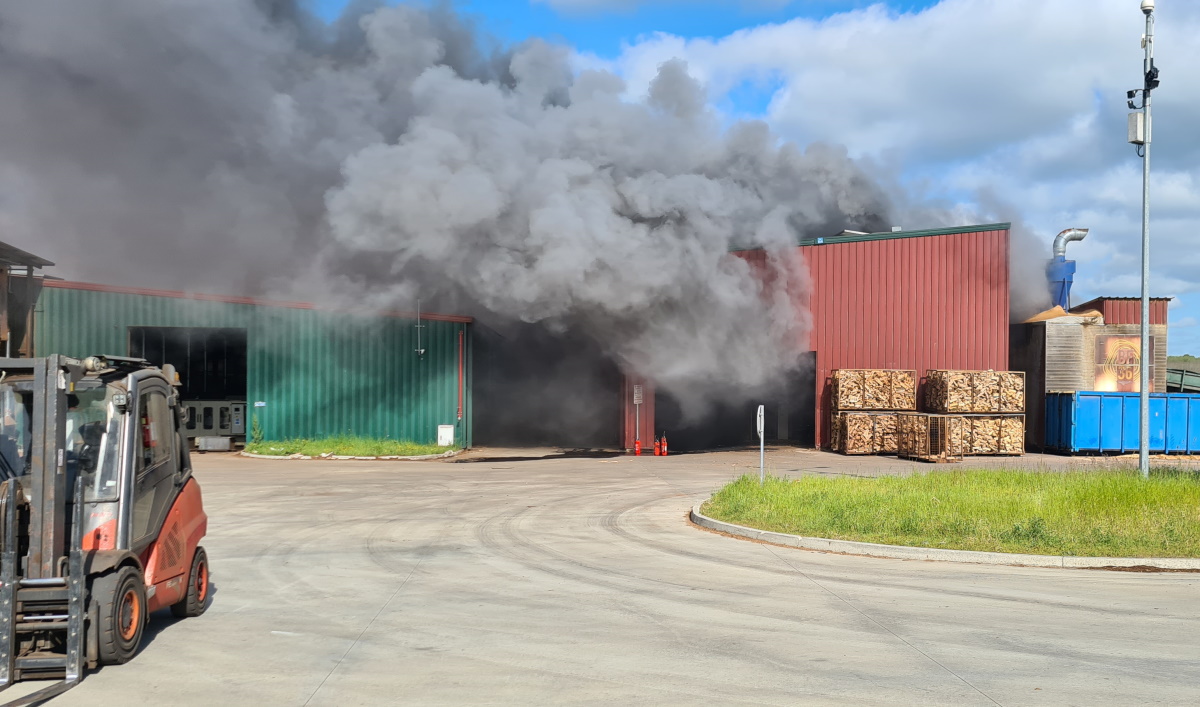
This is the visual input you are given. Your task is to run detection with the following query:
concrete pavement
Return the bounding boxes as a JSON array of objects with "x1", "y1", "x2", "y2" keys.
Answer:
[{"x1": 15, "y1": 448, "x2": 1200, "y2": 705}]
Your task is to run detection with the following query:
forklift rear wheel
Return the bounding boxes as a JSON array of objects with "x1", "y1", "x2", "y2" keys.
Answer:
[
  {"x1": 171, "y1": 546, "x2": 210, "y2": 618},
  {"x1": 93, "y1": 566, "x2": 147, "y2": 665}
]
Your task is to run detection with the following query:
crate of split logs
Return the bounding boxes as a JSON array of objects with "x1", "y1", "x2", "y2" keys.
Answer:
[
  {"x1": 962, "y1": 415, "x2": 1025, "y2": 456},
  {"x1": 831, "y1": 369, "x2": 917, "y2": 412},
  {"x1": 832, "y1": 412, "x2": 898, "y2": 455},
  {"x1": 924, "y1": 370, "x2": 1025, "y2": 414},
  {"x1": 897, "y1": 413, "x2": 965, "y2": 463}
]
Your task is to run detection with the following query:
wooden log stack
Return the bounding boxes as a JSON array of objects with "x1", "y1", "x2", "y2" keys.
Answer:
[
  {"x1": 833, "y1": 412, "x2": 898, "y2": 455},
  {"x1": 963, "y1": 416, "x2": 1025, "y2": 456},
  {"x1": 925, "y1": 370, "x2": 1025, "y2": 414},
  {"x1": 830, "y1": 369, "x2": 1024, "y2": 459},
  {"x1": 831, "y1": 370, "x2": 917, "y2": 411},
  {"x1": 896, "y1": 413, "x2": 965, "y2": 463}
]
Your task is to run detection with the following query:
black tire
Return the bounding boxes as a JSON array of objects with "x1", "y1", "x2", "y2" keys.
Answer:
[
  {"x1": 92, "y1": 566, "x2": 147, "y2": 665},
  {"x1": 171, "y1": 546, "x2": 210, "y2": 618}
]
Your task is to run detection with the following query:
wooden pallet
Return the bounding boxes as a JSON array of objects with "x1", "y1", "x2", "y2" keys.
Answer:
[
  {"x1": 925, "y1": 370, "x2": 1025, "y2": 414},
  {"x1": 897, "y1": 413, "x2": 965, "y2": 463},
  {"x1": 831, "y1": 369, "x2": 917, "y2": 411}
]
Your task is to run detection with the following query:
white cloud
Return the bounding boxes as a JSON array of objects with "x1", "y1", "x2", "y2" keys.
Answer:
[{"x1": 608, "y1": 0, "x2": 1200, "y2": 310}]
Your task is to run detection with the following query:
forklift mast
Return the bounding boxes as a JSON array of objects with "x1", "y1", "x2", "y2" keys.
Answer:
[
  {"x1": 0, "y1": 354, "x2": 88, "y2": 704},
  {"x1": 22, "y1": 355, "x2": 85, "y2": 578}
]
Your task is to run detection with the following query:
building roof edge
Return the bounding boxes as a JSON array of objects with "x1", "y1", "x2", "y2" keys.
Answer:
[{"x1": 42, "y1": 280, "x2": 474, "y2": 323}]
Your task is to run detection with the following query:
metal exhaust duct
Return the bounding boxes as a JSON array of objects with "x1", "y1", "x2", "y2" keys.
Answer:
[
  {"x1": 1047, "y1": 228, "x2": 1088, "y2": 310},
  {"x1": 1052, "y1": 227, "x2": 1088, "y2": 258}
]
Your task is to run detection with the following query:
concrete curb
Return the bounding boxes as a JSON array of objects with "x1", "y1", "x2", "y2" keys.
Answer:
[
  {"x1": 690, "y1": 504, "x2": 1200, "y2": 571},
  {"x1": 239, "y1": 449, "x2": 462, "y2": 462}
]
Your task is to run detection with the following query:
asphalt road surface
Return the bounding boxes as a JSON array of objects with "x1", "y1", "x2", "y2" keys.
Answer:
[{"x1": 15, "y1": 449, "x2": 1200, "y2": 706}]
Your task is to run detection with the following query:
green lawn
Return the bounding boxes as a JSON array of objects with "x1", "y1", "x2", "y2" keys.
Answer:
[
  {"x1": 702, "y1": 469, "x2": 1200, "y2": 557},
  {"x1": 245, "y1": 434, "x2": 452, "y2": 458}
]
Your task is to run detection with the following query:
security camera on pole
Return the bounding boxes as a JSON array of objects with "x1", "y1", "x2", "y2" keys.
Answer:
[{"x1": 1127, "y1": 0, "x2": 1159, "y2": 480}]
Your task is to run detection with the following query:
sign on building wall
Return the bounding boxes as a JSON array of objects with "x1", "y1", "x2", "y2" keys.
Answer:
[{"x1": 1094, "y1": 335, "x2": 1155, "y2": 392}]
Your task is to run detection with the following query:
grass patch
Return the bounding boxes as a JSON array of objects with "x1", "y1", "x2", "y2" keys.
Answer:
[
  {"x1": 702, "y1": 469, "x2": 1200, "y2": 557},
  {"x1": 245, "y1": 434, "x2": 452, "y2": 458}
]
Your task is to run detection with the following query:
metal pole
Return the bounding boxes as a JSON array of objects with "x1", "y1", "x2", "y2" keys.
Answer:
[
  {"x1": 1138, "y1": 6, "x2": 1154, "y2": 480},
  {"x1": 757, "y1": 404, "x2": 765, "y2": 485},
  {"x1": 759, "y1": 431, "x2": 764, "y2": 485}
]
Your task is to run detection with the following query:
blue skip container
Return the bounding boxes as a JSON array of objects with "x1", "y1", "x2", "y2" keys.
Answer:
[{"x1": 1045, "y1": 391, "x2": 1200, "y2": 454}]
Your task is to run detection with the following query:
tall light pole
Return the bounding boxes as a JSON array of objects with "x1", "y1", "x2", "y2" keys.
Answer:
[{"x1": 1127, "y1": 0, "x2": 1159, "y2": 479}]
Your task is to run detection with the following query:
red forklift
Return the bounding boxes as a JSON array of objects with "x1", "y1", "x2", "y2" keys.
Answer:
[{"x1": 0, "y1": 355, "x2": 209, "y2": 704}]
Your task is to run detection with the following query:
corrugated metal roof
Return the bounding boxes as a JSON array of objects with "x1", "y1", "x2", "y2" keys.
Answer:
[
  {"x1": 0, "y1": 240, "x2": 54, "y2": 268},
  {"x1": 43, "y1": 280, "x2": 471, "y2": 323},
  {"x1": 1072, "y1": 297, "x2": 1170, "y2": 325},
  {"x1": 730, "y1": 222, "x2": 1012, "y2": 252},
  {"x1": 35, "y1": 283, "x2": 472, "y2": 446}
]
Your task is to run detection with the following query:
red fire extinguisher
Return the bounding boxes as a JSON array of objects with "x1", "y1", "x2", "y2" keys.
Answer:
[
  {"x1": 660, "y1": 432, "x2": 668, "y2": 456},
  {"x1": 634, "y1": 438, "x2": 642, "y2": 456},
  {"x1": 653, "y1": 436, "x2": 662, "y2": 456}
]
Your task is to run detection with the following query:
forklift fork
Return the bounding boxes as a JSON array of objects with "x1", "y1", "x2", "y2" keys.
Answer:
[
  {"x1": 0, "y1": 479, "x2": 18, "y2": 690},
  {"x1": 0, "y1": 479, "x2": 87, "y2": 706}
]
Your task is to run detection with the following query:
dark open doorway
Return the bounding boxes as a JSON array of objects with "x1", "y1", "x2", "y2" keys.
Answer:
[
  {"x1": 129, "y1": 327, "x2": 248, "y2": 439},
  {"x1": 473, "y1": 323, "x2": 622, "y2": 449},
  {"x1": 129, "y1": 327, "x2": 247, "y2": 400},
  {"x1": 653, "y1": 354, "x2": 815, "y2": 453}
]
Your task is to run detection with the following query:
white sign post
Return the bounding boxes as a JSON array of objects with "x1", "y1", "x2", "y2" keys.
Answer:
[
  {"x1": 756, "y1": 405, "x2": 765, "y2": 485},
  {"x1": 633, "y1": 385, "x2": 644, "y2": 454}
]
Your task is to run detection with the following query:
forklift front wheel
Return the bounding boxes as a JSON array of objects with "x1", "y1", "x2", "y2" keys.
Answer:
[{"x1": 93, "y1": 566, "x2": 147, "y2": 665}]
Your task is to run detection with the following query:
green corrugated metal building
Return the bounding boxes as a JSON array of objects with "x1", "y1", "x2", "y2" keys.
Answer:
[{"x1": 34, "y1": 281, "x2": 472, "y2": 447}]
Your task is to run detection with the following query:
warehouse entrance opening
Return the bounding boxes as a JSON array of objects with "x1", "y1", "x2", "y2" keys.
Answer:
[
  {"x1": 654, "y1": 355, "x2": 815, "y2": 452},
  {"x1": 473, "y1": 323, "x2": 622, "y2": 449},
  {"x1": 128, "y1": 326, "x2": 247, "y2": 439}
]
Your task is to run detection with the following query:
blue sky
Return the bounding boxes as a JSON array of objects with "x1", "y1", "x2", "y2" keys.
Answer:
[
  {"x1": 315, "y1": 1, "x2": 939, "y2": 55},
  {"x1": 310, "y1": 0, "x2": 1200, "y2": 354}
]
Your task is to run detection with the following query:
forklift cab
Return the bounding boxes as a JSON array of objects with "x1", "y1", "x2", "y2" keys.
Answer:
[
  {"x1": 0, "y1": 355, "x2": 209, "y2": 701},
  {"x1": 0, "y1": 359, "x2": 193, "y2": 556}
]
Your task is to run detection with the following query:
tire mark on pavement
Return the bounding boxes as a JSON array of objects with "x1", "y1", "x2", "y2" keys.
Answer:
[{"x1": 761, "y1": 543, "x2": 1003, "y2": 707}]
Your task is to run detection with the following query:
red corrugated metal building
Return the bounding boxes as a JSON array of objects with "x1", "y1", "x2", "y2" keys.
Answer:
[
  {"x1": 1072, "y1": 297, "x2": 1169, "y2": 325},
  {"x1": 730, "y1": 223, "x2": 1012, "y2": 448}
]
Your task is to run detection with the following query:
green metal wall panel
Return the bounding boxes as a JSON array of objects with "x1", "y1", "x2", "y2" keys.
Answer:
[{"x1": 34, "y1": 285, "x2": 472, "y2": 446}]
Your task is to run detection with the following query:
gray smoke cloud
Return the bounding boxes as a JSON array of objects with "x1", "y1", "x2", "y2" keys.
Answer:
[
  {"x1": 321, "y1": 47, "x2": 892, "y2": 397},
  {"x1": 0, "y1": 0, "x2": 900, "y2": 404}
]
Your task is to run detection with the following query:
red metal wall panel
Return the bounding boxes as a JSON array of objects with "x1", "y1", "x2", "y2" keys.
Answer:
[
  {"x1": 804, "y1": 228, "x2": 1010, "y2": 446},
  {"x1": 620, "y1": 374, "x2": 655, "y2": 452},
  {"x1": 1074, "y1": 297, "x2": 1168, "y2": 325}
]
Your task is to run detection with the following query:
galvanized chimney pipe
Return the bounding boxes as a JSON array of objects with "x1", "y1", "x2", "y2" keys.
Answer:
[{"x1": 1052, "y1": 228, "x2": 1088, "y2": 257}]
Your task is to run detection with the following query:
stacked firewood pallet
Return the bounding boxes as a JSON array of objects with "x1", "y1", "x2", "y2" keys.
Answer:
[
  {"x1": 961, "y1": 416, "x2": 1025, "y2": 456},
  {"x1": 831, "y1": 368, "x2": 1026, "y2": 461},
  {"x1": 831, "y1": 370, "x2": 917, "y2": 411},
  {"x1": 925, "y1": 370, "x2": 1024, "y2": 414},
  {"x1": 832, "y1": 412, "x2": 898, "y2": 455},
  {"x1": 830, "y1": 370, "x2": 915, "y2": 455},
  {"x1": 924, "y1": 370, "x2": 1025, "y2": 457}
]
